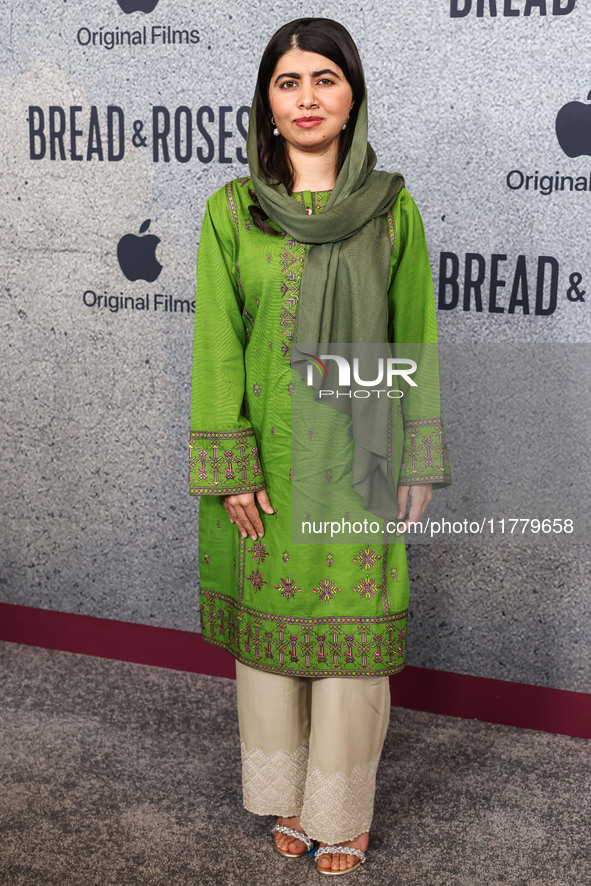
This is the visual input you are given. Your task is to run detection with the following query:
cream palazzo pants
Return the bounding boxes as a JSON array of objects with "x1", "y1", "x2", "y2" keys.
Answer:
[{"x1": 235, "y1": 660, "x2": 391, "y2": 844}]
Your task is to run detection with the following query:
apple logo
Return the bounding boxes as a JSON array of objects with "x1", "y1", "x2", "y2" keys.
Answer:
[
  {"x1": 556, "y1": 89, "x2": 591, "y2": 158},
  {"x1": 117, "y1": 220, "x2": 163, "y2": 282},
  {"x1": 115, "y1": 0, "x2": 160, "y2": 14}
]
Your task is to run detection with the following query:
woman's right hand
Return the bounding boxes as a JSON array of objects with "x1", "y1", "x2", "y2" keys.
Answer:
[{"x1": 222, "y1": 490, "x2": 274, "y2": 540}]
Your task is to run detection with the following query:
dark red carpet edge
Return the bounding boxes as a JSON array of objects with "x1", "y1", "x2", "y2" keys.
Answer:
[{"x1": 0, "y1": 602, "x2": 589, "y2": 739}]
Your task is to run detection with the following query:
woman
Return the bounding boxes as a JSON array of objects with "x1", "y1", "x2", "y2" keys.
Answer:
[{"x1": 190, "y1": 17, "x2": 451, "y2": 876}]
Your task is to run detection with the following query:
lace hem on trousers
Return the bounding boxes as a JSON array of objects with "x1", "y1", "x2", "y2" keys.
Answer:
[
  {"x1": 240, "y1": 741, "x2": 308, "y2": 815},
  {"x1": 240, "y1": 739, "x2": 380, "y2": 843},
  {"x1": 299, "y1": 756, "x2": 379, "y2": 843}
]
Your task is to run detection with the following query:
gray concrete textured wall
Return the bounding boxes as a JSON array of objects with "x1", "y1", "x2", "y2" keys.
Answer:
[{"x1": 1, "y1": 1, "x2": 589, "y2": 692}]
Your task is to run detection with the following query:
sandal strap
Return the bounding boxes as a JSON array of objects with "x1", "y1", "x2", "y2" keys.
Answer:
[
  {"x1": 272, "y1": 825, "x2": 314, "y2": 851},
  {"x1": 314, "y1": 845, "x2": 367, "y2": 863}
]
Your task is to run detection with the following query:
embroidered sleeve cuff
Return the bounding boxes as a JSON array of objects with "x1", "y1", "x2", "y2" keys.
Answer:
[
  {"x1": 189, "y1": 428, "x2": 265, "y2": 496},
  {"x1": 398, "y1": 417, "x2": 452, "y2": 487}
]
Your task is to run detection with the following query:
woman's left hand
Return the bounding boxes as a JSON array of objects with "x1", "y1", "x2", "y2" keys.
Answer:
[{"x1": 395, "y1": 484, "x2": 432, "y2": 536}]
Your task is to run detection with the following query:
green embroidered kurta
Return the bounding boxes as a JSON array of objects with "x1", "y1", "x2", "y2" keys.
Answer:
[{"x1": 190, "y1": 176, "x2": 451, "y2": 677}]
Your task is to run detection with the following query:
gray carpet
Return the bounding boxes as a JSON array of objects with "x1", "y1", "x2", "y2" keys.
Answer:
[{"x1": 0, "y1": 641, "x2": 589, "y2": 886}]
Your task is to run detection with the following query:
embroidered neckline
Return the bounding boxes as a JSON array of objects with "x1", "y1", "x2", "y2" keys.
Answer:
[
  {"x1": 290, "y1": 189, "x2": 332, "y2": 196},
  {"x1": 290, "y1": 189, "x2": 333, "y2": 216}
]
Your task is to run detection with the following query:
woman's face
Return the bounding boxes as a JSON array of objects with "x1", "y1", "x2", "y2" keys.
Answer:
[{"x1": 268, "y1": 48, "x2": 354, "y2": 156}]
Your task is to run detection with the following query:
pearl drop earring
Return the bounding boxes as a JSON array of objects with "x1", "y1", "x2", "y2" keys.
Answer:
[
  {"x1": 271, "y1": 116, "x2": 280, "y2": 137},
  {"x1": 342, "y1": 115, "x2": 350, "y2": 131}
]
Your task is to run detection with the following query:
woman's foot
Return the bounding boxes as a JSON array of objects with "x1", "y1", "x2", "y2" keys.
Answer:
[
  {"x1": 316, "y1": 831, "x2": 369, "y2": 873},
  {"x1": 274, "y1": 815, "x2": 309, "y2": 856}
]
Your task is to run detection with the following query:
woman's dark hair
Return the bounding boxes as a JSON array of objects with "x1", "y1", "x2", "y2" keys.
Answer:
[{"x1": 249, "y1": 18, "x2": 365, "y2": 233}]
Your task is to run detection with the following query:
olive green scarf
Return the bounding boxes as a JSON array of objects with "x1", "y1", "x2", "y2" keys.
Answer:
[{"x1": 246, "y1": 90, "x2": 405, "y2": 519}]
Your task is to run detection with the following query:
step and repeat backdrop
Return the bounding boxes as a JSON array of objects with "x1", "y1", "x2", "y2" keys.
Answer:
[{"x1": 1, "y1": 1, "x2": 589, "y2": 693}]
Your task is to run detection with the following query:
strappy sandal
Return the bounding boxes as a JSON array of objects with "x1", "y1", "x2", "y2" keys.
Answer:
[
  {"x1": 314, "y1": 844, "x2": 367, "y2": 875},
  {"x1": 272, "y1": 824, "x2": 314, "y2": 858}
]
